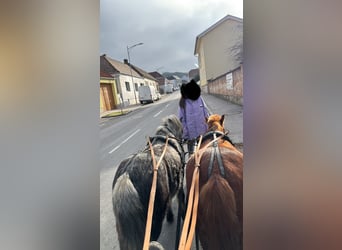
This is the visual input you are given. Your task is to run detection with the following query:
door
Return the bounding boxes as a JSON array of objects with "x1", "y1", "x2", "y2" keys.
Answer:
[{"x1": 100, "y1": 83, "x2": 115, "y2": 112}]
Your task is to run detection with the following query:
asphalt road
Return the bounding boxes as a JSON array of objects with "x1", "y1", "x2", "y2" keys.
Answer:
[{"x1": 100, "y1": 91, "x2": 189, "y2": 250}]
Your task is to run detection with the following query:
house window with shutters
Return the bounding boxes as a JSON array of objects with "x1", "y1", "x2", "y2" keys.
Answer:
[{"x1": 125, "y1": 81, "x2": 131, "y2": 91}]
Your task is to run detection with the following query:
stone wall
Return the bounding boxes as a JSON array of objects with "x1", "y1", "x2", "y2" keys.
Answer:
[{"x1": 206, "y1": 65, "x2": 243, "y2": 105}]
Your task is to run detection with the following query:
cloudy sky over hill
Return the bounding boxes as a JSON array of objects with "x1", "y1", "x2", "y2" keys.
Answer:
[{"x1": 100, "y1": 0, "x2": 243, "y2": 73}]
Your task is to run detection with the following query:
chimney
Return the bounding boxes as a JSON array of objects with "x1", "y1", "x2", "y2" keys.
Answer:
[{"x1": 123, "y1": 59, "x2": 129, "y2": 64}]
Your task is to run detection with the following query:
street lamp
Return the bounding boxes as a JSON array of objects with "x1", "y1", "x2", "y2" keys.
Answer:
[{"x1": 127, "y1": 42, "x2": 143, "y2": 105}]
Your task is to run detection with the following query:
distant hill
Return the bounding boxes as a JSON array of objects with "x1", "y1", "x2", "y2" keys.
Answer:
[{"x1": 162, "y1": 72, "x2": 188, "y2": 78}]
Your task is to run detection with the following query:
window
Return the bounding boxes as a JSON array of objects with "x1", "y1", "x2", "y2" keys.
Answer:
[
  {"x1": 226, "y1": 73, "x2": 233, "y2": 90},
  {"x1": 135, "y1": 83, "x2": 139, "y2": 91},
  {"x1": 125, "y1": 82, "x2": 131, "y2": 91}
]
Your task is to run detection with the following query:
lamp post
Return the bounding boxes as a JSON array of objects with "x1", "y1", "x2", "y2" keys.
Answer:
[{"x1": 127, "y1": 42, "x2": 143, "y2": 105}]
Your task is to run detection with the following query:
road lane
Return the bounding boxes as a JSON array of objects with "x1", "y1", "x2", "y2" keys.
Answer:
[{"x1": 108, "y1": 128, "x2": 141, "y2": 154}]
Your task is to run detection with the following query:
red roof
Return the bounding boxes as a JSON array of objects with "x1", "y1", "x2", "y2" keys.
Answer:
[{"x1": 100, "y1": 71, "x2": 114, "y2": 78}]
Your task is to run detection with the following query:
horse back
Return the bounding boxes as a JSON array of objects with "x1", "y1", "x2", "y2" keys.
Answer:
[
  {"x1": 186, "y1": 146, "x2": 242, "y2": 193},
  {"x1": 185, "y1": 145, "x2": 243, "y2": 250}
]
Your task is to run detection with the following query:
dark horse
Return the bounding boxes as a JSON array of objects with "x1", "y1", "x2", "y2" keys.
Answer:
[
  {"x1": 112, "y1": 115, "x2": 185, "y2": 250},
  {"x1": 186, "y1": 114, "x2": 243, "y2": 250}
]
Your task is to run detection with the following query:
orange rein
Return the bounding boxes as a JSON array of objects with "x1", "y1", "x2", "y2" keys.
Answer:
[
  {"x1": 142, "y1": 136, "x2": 169, "y2": 250},
  {"x1": 178, "y1": 133, "x2": 226, "y2": 250}
]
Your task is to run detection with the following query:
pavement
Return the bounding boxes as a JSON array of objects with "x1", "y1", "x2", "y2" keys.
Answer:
[
  {"x1": 201, "y1": 93, "x2": 243, "y2": 147},
  {"x1": 100, "y1": 92, "x2": 243, "y2": 148}
]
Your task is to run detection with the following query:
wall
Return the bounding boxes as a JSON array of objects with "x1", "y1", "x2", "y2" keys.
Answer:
[
  {"x1": 207, "y1": 65, "x2": 243, "y2": 105},
  {"x1": 197, "y1": 18, "x2": 242, "y2": 89},
  {"x1": 117, "y1": 74, "x2": 143, "y2": 106}
]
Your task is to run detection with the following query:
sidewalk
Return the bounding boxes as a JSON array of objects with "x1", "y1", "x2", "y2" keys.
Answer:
[
  {"x1": 201, "y1": 93, "x2": 243, "y2": 150},
  {"x1": 100, "y1": 104, "x2": 141, "y2": 118}
]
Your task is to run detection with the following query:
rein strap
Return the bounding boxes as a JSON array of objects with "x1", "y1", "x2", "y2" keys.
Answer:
[
  {"x1": 142, "y1": 136, "x2": 169, "y2": 250},
  {"x1": 178, "y1": 133, "x2": 225, "y2": 250}
]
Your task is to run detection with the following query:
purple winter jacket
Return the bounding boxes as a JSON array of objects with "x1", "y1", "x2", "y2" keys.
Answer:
[{"x1": 178, "y1": 96, "x2": 209, "y2": 140}]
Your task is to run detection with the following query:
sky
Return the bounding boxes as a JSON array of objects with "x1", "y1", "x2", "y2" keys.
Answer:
[{"x1": 100, "y1": 0, "x2": 243, "y2": 74}]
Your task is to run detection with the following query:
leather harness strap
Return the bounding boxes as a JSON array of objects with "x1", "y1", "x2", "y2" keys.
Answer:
[
  {"x1": 148, "y1": 134, "x2": 186, "y2": 250},
  {"x1": 142, "y1": 136, "x2": 169, "y2": 250},
  {"x1": 208, "y1": 133, "x2": 226, "y2": 179},
  {"x1": 201, "y1": 130, "x2": 235, "y2": 146},
  {"x1": 178, "y1": 134, "x2": 225, "y2": 250},
  {"x1": 150, "y1": 135, "x2": 186, "y2": 167}
]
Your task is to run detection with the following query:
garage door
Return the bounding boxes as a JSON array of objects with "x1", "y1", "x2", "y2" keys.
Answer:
[{"x1": 100, "y1": 83, "x2": 115, "y2": 112}]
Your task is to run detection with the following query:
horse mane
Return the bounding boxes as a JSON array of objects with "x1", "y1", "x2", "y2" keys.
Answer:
[{"x1": 155, "y1": 115, "x2": 183, "y2": 140}]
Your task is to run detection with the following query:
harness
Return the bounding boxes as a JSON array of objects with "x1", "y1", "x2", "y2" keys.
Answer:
[
  {"x1": 178, "y1": 133, "x2": 226, "y2": 250},
  {"x1": 179, "y1": 131, "x2": 237, "y2": 250},
  {"x1": 148, "y1": 135, "x2": 186, "y2": 167},
  {"x1": 202, "y1": 131, "x2": 233, "y2": 179},
  {"x1": 142, "y1": 134, "x2": 185, "y2": 250}
]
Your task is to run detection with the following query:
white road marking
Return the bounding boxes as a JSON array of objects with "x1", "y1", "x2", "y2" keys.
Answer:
[
  {"x1": 153, "y1": 110, "x2": 163, "y2": 117},
  {"x1": 108, "y1": 129, "x2": 141, "y2": 154},
  {"x1": 153, "y1": 103, "x2": 169, "y2": 118}
]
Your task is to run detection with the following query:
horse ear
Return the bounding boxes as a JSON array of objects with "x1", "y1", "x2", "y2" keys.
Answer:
[{"x1": 220, "y1": 115, "x2": 225, "y2": 125}]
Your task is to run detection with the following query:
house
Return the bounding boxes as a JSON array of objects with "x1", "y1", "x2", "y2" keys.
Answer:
[
  {"x1": 180, "y1": 75, "x2": 189, "y2": 84},
  {"x1": 149, "y1": 71, "x2": 166, "y2": 91},
  {"x1": 188, "y1": 68, "x2": 199, "y2": 81},
  {"x1": 165, "y1": 75, "x2": 181, "y2": 91},
  {"x1": 100, "y1": 71, "x2": 118, "y2": 113},
  {"x1": 100, "y1": 54, "x2": 144, "y2": 106},
  {"x1": 124, "y1": 59, "x2": 159, "y2": 92},
  {"x1": 171, "y1": 75, "x2": 182, "y2": 89},
  {"x1": 149, "y1": 72, "x2": 173, "y2": 94},
  {"x1": 194, "y1": 15, "x2": 243, "y2": 105}
]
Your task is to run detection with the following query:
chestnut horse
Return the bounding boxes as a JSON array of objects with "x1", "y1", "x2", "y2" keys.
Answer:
[{"x1": 185, "y1": 114, "x2": 243, "y2": 250}]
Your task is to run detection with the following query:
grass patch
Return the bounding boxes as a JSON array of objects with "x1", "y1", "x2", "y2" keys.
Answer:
[{"x1": 102, "y1": 110, "x2": 129, "y2": 118}]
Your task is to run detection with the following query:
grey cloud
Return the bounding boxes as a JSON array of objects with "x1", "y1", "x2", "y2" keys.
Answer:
[{"x1": 100, "y1": 0, "x2": 242, "y2": 72}]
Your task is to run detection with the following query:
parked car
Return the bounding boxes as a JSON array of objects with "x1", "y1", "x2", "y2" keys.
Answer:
[
  {"x1": 138, "y1": 85, "x2": 159, "y2": 104},
  {"x1": 165, "y1": 84, "x2": 173, "y2": 94}
]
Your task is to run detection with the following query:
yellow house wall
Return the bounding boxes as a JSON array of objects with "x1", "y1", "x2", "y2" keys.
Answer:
[{"x1": 198, "y1": 19, "x2": 242, "y2": 86}]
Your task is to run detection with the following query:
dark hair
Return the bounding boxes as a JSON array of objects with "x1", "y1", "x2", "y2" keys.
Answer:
[
  {"x1": 179, "y1": 96, "x2": 186, "y2": 109},
  {"x1": 179, "y1": 84, "x2": 187, "y2": 109}
]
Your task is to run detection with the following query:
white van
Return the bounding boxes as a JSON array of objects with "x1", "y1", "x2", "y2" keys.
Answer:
[{"x1": 138, "y1": 85, "x2": 160, "y2": 104}]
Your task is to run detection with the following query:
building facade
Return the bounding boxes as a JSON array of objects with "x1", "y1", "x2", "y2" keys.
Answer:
[{"x1": 194, "y1": 15, "x2": 243, "y2": 104}]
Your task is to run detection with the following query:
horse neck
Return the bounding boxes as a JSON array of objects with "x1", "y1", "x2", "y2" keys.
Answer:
[{"x1": 153, "y1": 127, "x2": 185, "y2": 164}]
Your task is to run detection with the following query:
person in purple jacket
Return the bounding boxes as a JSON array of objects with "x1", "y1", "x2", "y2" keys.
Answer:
[{"x1": 178, "y1": 79, "x2": 210, "y2": 154}]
